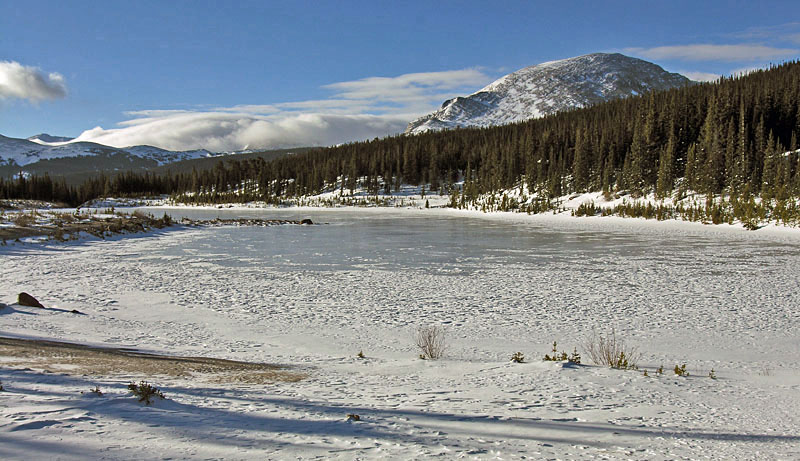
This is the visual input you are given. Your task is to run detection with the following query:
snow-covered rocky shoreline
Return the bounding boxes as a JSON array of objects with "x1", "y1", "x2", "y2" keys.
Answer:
[{"x1": 77, "y1": 183, "x2": 800, "y2": 237}]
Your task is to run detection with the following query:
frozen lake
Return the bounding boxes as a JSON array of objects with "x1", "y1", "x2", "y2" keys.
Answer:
[
  {"x1": 139, "y1": 207, "x2": 800, "y2": 363},
  {"x1": 2, "y1": 207, "x2": 800, "y2": 459}
]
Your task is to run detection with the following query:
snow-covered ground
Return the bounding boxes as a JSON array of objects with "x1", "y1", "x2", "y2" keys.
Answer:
[{"x1": 2, "y1": 207, "x2": 799, "y2": 459}]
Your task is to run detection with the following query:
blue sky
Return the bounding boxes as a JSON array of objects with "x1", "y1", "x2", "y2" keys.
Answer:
[{"x1": 2, "y1": 0, "x2": 799, "y2": 151}]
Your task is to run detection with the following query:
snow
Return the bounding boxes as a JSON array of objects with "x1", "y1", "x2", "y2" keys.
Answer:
[
  {"x1": 0, "y1": 134, "x2": 214, "y2": 167},
  {"x1": 406, "y1": 53, "x2": 690, "y2": 134},
  {"x1": 2, "y1": 207, "x2": 800, "y2": 459}
]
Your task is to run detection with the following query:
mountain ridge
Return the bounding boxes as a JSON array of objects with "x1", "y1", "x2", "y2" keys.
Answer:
[
  {"x1": 0, "y1": 134, "x2": 214, "y2": 169},
  {"x1": 406, "y1": 53, "x2": 692, "y2": 134}
]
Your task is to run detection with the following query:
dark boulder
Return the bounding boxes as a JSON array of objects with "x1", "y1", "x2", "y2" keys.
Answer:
[
  {"x1": 300, "y1": 219, "x2": 313, "y2": 225},
  {"x1": 18, "y1": 292, "x2": 45, "y2": 308}
]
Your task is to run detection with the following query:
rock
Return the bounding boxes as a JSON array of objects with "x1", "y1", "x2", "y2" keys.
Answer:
[
  {"x1": 300, "y1": 219, "x2": 313, "y2": 225},
  {"x1": 18, "y1": 292, "x2": 45, "y2": 308}
]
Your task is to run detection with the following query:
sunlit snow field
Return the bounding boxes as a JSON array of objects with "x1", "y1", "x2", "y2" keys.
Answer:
[{"x1": 2, "y1": 207, "x2": 799, "y2": 459}]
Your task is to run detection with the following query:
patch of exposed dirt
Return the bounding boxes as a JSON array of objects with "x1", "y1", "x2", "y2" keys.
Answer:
[{"x1": 0, "y1": 336, "x2": 304, "y2": 384}]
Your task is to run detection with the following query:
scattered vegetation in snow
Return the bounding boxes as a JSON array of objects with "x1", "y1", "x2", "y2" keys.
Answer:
[{"x1": 543, "y1": 341, "x2": 582, "y2": 364}]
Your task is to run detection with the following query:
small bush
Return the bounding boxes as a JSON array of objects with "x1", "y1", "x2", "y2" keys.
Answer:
[
  {"x1": 357, "y1": 350, "x2": 365, "y2": 359},
  {"x1": 128, "y1": 381, "x2": 165, "y2": 405},
  {"x1": 414, "y1": 325, "x2": 447, "y2": 360},
  {"x1": 708, "y1": 369, "x2": 716, "y2": 379},
  {"x1": 82, "y1": 385, "x2": 103, "y2": 396},
  {"x1": 674, "y1": 364, "x2": 689, "y2": 377},
  {"x1": 0, "y1": 380, "x2": 4, "y2": 391},
  {"x1": 583, "y1": 328, "x2": 639, "y2": 370},
  {"x1": 510, "y1": 352, "x2": 525, "y2": 363},
  {"x1": 346, "y1": 413, "x2": 361, "y2": 421}
]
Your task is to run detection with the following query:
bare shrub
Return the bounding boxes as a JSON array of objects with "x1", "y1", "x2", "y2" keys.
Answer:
[
  {"x1": 583, "y1": 328, "x2": 639, "y2": 370},
  {"x1": 414, "y1": 325, "x2": 447, "y2": 360}
]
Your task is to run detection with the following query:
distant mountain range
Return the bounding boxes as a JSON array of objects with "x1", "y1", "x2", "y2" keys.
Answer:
[
  {"x1": 1, "y1": 134, "x2": 213, "y2": 168},
  {"x1": 0, "y1": 132, "x2": 308, "y2": 184},
  {"x1": 406, "y1": 53, "x2": 692, "y2": 134},
  {"x1": 0, "y1": 134, "x2": 219, "y2": 180}
]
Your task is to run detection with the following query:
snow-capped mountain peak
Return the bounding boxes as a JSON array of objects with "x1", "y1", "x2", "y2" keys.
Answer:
[
  {"x1": 406, "y1": 53, "x2": 692, "y2": 134},
  {"x1": 26, "y1": 133, "x2": 75, "y2": 145}
]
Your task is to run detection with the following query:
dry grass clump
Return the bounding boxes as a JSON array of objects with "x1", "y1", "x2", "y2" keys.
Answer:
[
  {"x1": 583, "y1": 328, "x2": 640, "y2": 370},
  {"x1": 51, "y1": 212, "x2": 78, "y2": 225},
  {"x1": 12, "y1": 211, "x2": 38, "y2": 227}
]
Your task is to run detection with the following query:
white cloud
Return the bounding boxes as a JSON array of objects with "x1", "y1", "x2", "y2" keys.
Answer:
[
  {"x1": 730, "y1": 22, "x2": 800, "y2": 42},
  {"x1": 680, "y1": 71, "x2": 721, "y2": 82},
  {"x1": 73, "y1": 68, "x2": 494, "y2": 152},
  {"x1": 324, "y1": 69, "x2": 490, "y2": 103},
  {"x1": 624, "y1": 44, "x2": 799, "y2": 62},
  {"x1": 0, "y1": 61, "x2": 67, "y2": 102},
  {"x1": 72, "y1": 111, "x2": 411, "y2": 152},
  {"x1": 788, "y1": 33, "x2": 800, "y2": 45}
]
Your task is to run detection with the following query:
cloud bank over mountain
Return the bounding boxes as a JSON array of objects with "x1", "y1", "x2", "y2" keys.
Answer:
[
  {"x1": 73, "y1": 69, "x2": 493, "y2": 152},
  {"x1": 72, "y1": 111, "x2": 411, "y2": 152}
]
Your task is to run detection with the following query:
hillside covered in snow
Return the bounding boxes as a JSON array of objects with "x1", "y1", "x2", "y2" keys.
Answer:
[
  {"x1": 0, "y1": 134, "x2": 213, "y2": 168},
  {"x1": 406, "y1": 53, "x2": 691, "y2": 134}
]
